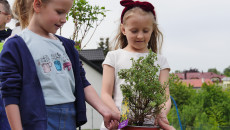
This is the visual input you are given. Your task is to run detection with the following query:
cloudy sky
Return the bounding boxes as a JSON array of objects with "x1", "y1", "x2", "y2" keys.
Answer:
[{"x1": 8, "y1": 0, "x2": 230, "y2": 73}]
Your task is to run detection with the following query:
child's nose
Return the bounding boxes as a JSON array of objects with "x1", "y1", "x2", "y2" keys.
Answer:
[
  {"x1": 60, "y1": 15, "x2": 67, "y2": 23},
  {"x1": 137, "y1": 32, "x2": 144, "y2": 39}
]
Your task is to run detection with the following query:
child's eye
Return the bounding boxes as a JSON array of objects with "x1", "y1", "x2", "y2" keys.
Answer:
[
  {"x1": 144, "y1": 30, "x2": 149, "y2": 33},
  {"x1": 131, "y1": 30, "x2": 138, "y2": 33},
  {"x1": 56, "y1": 11, "x2": 63, "y2": 14}
]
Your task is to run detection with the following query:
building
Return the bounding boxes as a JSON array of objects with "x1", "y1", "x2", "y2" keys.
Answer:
[
  {"x1": 79, "y1": 48, "x2": 104, "y2": 73},
  {"x1": 222, "y1": 77, "x2": 230, "y2": 88},
  {"x1": 176, "y1": 72, "x2": 225, "y2": 82},
  {"x1": 175, "y1": 69, "x2": 226, "y2": 88},
  {"x1": 182, "y1": 79, "x2": 213, "y2": 89}
]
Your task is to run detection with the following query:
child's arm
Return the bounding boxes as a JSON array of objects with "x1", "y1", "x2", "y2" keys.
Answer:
[
  {"x1": 84, "y1": 85, "x2": 120, "y2": 129},
  {"x1": 77, "y1": 50, "x2": 119, "y2": 128},
  {"x1": 156, "y1": 68, "x2": 175, "y2": 130},
  {"x1": 101, "y1": 64, "x2": 120, "y2": 114},
  {"x1": 5, "y1": 104, "x2": 23, "y2": 130},
  {"x1": 159, "y1": 68, "x2": 171, "y2": 115},
  {"x1": 0, "y1": 39, "x2": 24, "y2": 130}
]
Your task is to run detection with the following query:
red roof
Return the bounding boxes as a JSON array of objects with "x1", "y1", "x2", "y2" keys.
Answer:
[
  {"x1": 182, "y1": 79, "x2": 213, "y2": 88},
  {"x1": 176, "y1": 73, "x2": 184, "y2": 79},
  {"x1": 175, "y1": 72, "x2": 226, "y2": 82}
]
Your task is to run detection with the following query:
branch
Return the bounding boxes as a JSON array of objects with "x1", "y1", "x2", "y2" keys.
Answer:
[{"x1": 82, "y1": 19, "x2": 104, "y2": 49}]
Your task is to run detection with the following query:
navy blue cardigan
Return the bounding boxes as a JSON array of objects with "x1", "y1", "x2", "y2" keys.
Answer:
[{"x1": 0, "y1": 35, "x2": 90, "y2": 130}]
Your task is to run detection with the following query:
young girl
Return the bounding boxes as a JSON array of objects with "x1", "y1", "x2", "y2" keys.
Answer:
[
  {"x1": 0, "y1": 0, "x2": 11, "y2": 129},
  {"x1": 101, "y1": 0, "x2": 175, "y2": 129},
  {"x1": 0, "y1": 0, "x2": 12, "y2": 43},
  {"x1": 0, "y1": 0, "x2": 119, "y2": 129}
]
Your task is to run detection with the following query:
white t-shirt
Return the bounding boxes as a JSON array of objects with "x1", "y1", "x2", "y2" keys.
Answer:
[
  {"x1": 11, "y1": 26, "x2": 22, "y2": 37},
  {"x1": 100, "y1": 49, "x2": 170, "y2": 129}
]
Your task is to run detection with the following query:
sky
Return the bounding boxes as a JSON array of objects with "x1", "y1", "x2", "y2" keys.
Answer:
[{"x1": 8, "y1": 0, "x2": 230, "y2": 73}]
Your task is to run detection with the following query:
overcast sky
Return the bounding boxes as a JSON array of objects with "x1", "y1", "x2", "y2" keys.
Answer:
[{"x1": 8, "y1": 0, "x2": 230, "y2": 73}]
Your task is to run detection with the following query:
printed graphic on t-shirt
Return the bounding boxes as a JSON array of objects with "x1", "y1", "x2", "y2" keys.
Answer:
[
  {"x1": 63, "y1": 54, "x2": 72, "y2": 71},
  {"x1": 37, "y1": 53, "x2": 72, "y2": 74},
  {"x1": 37, "y1": 55, "x2": 52, "y2": 73},
  {"x1": 51, "y1": 53, "x2": 62, "y2": 72}
]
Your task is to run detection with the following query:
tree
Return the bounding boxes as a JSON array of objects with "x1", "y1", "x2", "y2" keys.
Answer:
[
  {"x1": 67, "y1": 0, "x2": 108, "y2": 49},
  {"x1": 193, "y1": 112, "x2": 211, "y2": 130},
  {"x1": 98, "y1": 37, "x2": 110, "y2": 56},
  {"x1": 201, "y1": 83, "x2": 230, "y2": 126},
  {"x1": 224, "y1": 66, "x2": 230, "y2": 77},
  {"x1": 118, "y1": 51, "x2": 168, "y2": 126},
  {"x1": 169, "y1": 74, "x2": 195, "y2": 108},
  {"x1": 208, "y1": 68, "x2": 221, "y2": 75},
  {"x1": 168, "y1": 76, "x2": 230, "y2": 129},
  {"x1": 174, "y1": 70, "x2": 181, "y2": 73}
]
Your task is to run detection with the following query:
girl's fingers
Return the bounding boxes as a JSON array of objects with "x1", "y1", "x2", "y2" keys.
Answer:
[
  {"x1": 158, "y1": 120, "x2": 171, "y2": 130},
  {"x1": 107, "y1": 120, "x2": 119, "y2": 130},
  {"x1": 160, "y1": 117, "x2": 169, "y2": 125}
]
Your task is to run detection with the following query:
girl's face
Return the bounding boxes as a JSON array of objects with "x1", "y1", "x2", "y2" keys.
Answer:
[
  {"x1": 0, "y1": 3, "x2": 11, "y2": 30},
  {"x1": 121, "y1": 13, "x2": 154, "y2": 53},
  {"x1": 33, "y1": 0, "x2": 73, "y2": 37}
]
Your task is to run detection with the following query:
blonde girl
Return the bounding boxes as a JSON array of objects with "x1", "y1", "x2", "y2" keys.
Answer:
[
  {"x1": 0, "y1": 0, "x2": 119, "y2": 129},
  {"x1": 101, "y1": 0, "x2": 175, "y2": 129}
]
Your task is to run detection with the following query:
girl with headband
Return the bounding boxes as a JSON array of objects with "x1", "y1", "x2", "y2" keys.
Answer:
[
  {"x1": 0, "y1": 0, "x2": 120, "y2": 129},
  {"x1": 101, "y1": 0, "x2": 175, "y2": 129}
]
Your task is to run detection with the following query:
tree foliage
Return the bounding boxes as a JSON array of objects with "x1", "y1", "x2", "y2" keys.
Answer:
[
  {"x1": 224, "y1": 66, "x2": 230, "y2": 77},
  {"x1": 174, "y1": 70, "x2": 182, "y2": 73},
  {"x1": 98, "y1": 37, "x2": 110, "y2": 56},
  {"x1": 67, "y1": 0, "x2": 107, "y2": 49},
  {"x1": 208, "y1": 68, "x2": 221, "y2": 75},
  {"x1": 118, "y1": 51, "x2": 168, "y2": 126},
  {"x1": 169, "y1": 74, "x2": 195, "y2": 108},
  {"x1": 168, "y1": 76, "x2": 230, "y2": 129}
]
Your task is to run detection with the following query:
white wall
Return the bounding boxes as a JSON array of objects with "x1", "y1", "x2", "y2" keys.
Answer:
[{"x1": 81, "y1": 61, "x2": 103, "y2": 129}]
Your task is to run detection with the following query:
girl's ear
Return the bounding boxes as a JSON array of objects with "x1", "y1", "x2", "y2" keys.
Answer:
[
  {"x1": 120, "y1": 24, "x2": 126, "y2": 35},
  {"x1": 33, "y1": 0, "x2": 43, "y2": 13},
  {"x1": 6, "y1": 15, "x2": 12, "y2": 23}
]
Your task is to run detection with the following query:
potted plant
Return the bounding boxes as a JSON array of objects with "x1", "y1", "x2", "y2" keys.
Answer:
[{"x1": 118, "y1": 50, "x2": 168, "y2": 130}]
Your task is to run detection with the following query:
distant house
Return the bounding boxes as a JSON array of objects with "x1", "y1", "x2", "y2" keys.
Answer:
[
  {"x1": 176, "y1": 72, "x2": 225, "y2": 82},
  {"x1": 182, "y1": 79, "x2": 213, "y2": 89},
  {"x1": 78, "y1": 49, "x2": 104, "y2": 129},
  {"x1": 175, "y1": 69, "x2": 226, "y2": 88},
  {"x1": 222, "y1": 77, "x2": 230, "y2": 88}
]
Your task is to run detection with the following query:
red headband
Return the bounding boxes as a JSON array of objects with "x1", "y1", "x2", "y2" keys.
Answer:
[{"x1": 120, "y1": 0, "x2": 156, "y2": 23}]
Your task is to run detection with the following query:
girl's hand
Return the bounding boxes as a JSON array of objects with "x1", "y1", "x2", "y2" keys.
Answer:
[
  {"x1": 106, "y1": 120, "x2": 120, "y2": 130},
  {"x1": 103, "y1": 110, "x2": 120, "y2": 129},
  {"x1": 155, "y1": 114, "x2": 175, "y2": 130}
]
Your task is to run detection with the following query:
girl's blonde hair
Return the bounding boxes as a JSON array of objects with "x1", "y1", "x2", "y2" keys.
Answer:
[
  {"x1": 115, "y1": 7, "x2": 163, "y2": 54},
  {"x1": 13, "y1": 0, "x2": 49, "y2": 29},
  {"x1": 13, "y1": 0, "x2": 32, "y2": 29}
]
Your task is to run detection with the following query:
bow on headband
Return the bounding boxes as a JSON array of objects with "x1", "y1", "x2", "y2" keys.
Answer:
[{"x1": 120, "y1": 0, "x2": 156, "y2": 23}]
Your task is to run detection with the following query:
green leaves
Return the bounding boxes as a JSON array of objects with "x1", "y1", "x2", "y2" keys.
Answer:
[
  {"x1": 224, "y1": 66, "x2": 230, "y2": 77},
  {"x1": 118, "y1": 50, "x2": 168, "y2": 126},
  {"x1": 168, "y1": 76, "x2": 230, "y2": 129},
  {"x1": 67, "y1": 0, "x2": 108, "y2": 49}
]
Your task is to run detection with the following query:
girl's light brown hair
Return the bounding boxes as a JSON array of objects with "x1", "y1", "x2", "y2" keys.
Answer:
[
  {"x1": 13, "y1": 0, "x2": 49, "y2": 29},
  {"x1": 115, "y1": 7, "x2": 163, "y2": 54},
  {"x1": 13, "y1": 0, "x2": 33, "y2": 29}
]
